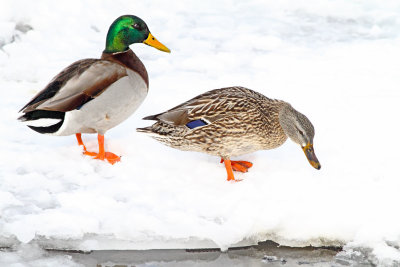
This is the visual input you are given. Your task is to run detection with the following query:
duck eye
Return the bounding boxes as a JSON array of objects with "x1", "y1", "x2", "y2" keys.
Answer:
[{"x1": 133, "y1": 23, "x2": 140, "y2": 30}]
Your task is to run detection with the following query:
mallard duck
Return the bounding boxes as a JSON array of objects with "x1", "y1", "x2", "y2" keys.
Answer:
[
  {"x1": 18, "y1": 15, "x2": 170, "y2": 164},
  {"x1": 137, "y1": 86, "x2": 321, "y2": 181}
]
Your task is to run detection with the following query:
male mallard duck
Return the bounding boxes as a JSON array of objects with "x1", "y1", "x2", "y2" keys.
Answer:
[
  {"x1": 18, "y1": 15, "x2": 170, "y2": 164},
  {"x1": 137, "y1": 86, "x2": 321, "y2": 181}
]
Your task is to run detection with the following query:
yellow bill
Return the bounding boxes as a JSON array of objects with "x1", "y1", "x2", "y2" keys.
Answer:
[
  {"x1": 144, "y1": 33, "x2": 171, "y2": 53},
  {"x1": 302, "y1": 143, "x2": 321, "y2": 170}
]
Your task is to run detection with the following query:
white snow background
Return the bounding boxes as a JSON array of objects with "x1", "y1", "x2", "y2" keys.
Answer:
[{"x1": 1, "y1": 0, "x2": 400, "y2": 265}]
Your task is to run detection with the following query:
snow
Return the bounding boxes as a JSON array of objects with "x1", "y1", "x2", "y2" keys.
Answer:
[{"x1": 1, "y1": 0, "x2": 400, "y2": 265}]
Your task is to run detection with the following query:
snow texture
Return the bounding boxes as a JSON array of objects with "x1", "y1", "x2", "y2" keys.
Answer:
[{"x1": 1, "y1": 0, "x2": 400, "y2": 265}]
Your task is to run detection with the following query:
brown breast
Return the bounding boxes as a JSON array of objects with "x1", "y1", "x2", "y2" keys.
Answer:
[{"x1": 101, "y1": 49, "x2": 149, "y2": 88}]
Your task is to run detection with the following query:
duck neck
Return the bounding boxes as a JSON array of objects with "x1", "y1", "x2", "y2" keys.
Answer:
[
  {"x1": 104, "y1": 38, "x2": 128, "y2": 53},
  {"x1": 278, "y1": 103, "x2": 292, "y2": 137},
  {"x1": 259, "y1": 101, "x2": 289, "y2": 148}
]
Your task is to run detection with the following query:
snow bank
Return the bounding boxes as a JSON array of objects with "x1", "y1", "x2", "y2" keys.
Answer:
[{"x1": 1, "y1": 0, "x2": 400, "y2": 265}]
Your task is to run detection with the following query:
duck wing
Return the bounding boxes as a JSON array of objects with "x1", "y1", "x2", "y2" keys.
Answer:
[
  {"x1": 143, "y1": 86, "x2": 257, "y2": 126},
  {"x1": 20, "y1": 59, "x2": 128, "y2": 113}
]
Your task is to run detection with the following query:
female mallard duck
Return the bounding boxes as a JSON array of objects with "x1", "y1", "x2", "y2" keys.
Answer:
[
  {"x1": 18, "y1": 15, "x2": 170, "y2": 164},
  {"x1": 138, "y1": 86, "x2": 321, "y2": 181}
]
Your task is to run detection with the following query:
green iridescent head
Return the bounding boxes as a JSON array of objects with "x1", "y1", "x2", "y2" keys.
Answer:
[{"x1": 104, "y1": 15, "x2": 170, "y2": 53}]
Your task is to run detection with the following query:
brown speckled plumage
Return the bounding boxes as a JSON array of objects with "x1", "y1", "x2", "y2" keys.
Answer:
[{"x1": 138, "y1": 86, "x2": 291, "y2": 159}]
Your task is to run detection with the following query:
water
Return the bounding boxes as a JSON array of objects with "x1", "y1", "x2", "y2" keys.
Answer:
[{"x1": 49, "y1": 241, "x2": 374, "y2": 266}]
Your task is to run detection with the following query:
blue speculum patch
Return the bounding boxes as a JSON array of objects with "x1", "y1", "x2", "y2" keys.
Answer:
[{"x1": 186, "y1": 119, "x2": 208, "y2": 129}]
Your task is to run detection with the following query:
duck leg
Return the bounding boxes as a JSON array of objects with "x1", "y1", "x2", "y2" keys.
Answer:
[
  {"x1": 75, "y1": 133, "x2": 120, "y2": 164},
  {"x1": 76, "y1": 133, "x2": 88, "y2": 152},
  {"x1": 220, "y1": 158, "x2": 253, "y2": 173},
  {"x1": 222, "y1": 159, "x2": 236, "y2": 181}
]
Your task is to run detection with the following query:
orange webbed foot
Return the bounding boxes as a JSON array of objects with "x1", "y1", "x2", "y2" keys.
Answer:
[
  {"x1": 220, "y1": 158, "x2": 253, "y2": 173},
  {"x1": 82, "y1": 151, "x2": 120, "y2": 165},
  {"x1": 76, "y1": 133, "x2": 121, "y2": 165},
  {"x1": 83, "y1": 150, "x2": 97, "y2": 157},
  {"x1": 103, "y1": 152, "x2": 121, "y2": 165},
  {"x1": 231, "y1": 161, "x2": 253, "y2": 173}
]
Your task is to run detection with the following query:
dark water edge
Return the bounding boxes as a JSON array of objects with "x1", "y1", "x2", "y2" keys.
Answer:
[{"x1": 47, "y1": 241, "x2": 375, "y2": 267}]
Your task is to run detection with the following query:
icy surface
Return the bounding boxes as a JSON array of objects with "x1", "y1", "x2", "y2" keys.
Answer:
[
  {"x1": 0, "y1": 244, "x2": 83, "y2": 267},
  {"x1": 1, "y1": 0, "x2": 400, "y2": 265}
]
